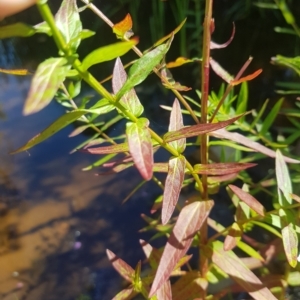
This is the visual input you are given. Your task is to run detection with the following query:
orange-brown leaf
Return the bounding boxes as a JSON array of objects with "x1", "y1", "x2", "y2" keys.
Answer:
[
  {"x1": 230, "y1": 69, "x2": 262, "y2": 86},
  {"x1": 113, "y1": 13, "x2": 133, "y2": 39}
]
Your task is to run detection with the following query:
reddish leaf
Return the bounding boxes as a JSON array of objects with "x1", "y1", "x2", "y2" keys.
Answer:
[
  {"x1": 205, "y1": 241, "x2": 277, "y2": 300},
  {"x1": 82, "y1": 143, "x2": 129, "y2": 154},
  {"x1": 224, "y1": 222, "x2": 242, "y2": 251},
  {"x1": 164, "y1": 115, "x2": 241, "y2": 143},
  {"x1": 149, "y1": 200, "x2": 214, "y2": 297},
  {"x1": 157, "y1": 280, "x2": 172, "y2": 300},
  {"x1": 194, "y1": 162, "x2": 256, "y2": 175},
  {"x1": 112, "y1": 287, "x2": 136, "y2": 300},
  {"x1": 168, "y1": 99, "x2": 186, "y2": 153},
  {"x1": 162, "y1": 156, "x2": 186, "y2": 224},
  {"x1": 112, "y1": 57, "x2": 143, "y2": 117},
  {"x1": 210, "y1": 128, "x2": 300, "y2": 164},
  {"x1": 210, "y1": 23, "x2": 235, "y2": 49},
  {"x1": 230, "y1": 69, "x2": 262, "y2": 86},
  {"x1": 210, "y1": 58, "x2": 233, "y2": 83},
  {"x1": 113, "y1": 13, "x2": 133, "y2": 39},
  {"x1": 126, "y1": 118, "x2": 153, "y2": 180},
  {"x1": 139, "y1": 240, "x2": 162, "y2": 269},
  {"x1": 208, "y1": 173, "x2": 238, "y2": 183},
  {"x1": 106, "y1": 249, "x2": 134, "y2": 283},
  {"x1": 172, "y1": 272, "x2": 208, "y2": 300},
  {"x1": 229, "y1": 185, "x2": 265, "y2": 216}
]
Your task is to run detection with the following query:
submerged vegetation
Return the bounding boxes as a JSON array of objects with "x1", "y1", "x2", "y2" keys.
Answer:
[{"x1": 2, "y1": 0, "x2": 300, "y2": 298}]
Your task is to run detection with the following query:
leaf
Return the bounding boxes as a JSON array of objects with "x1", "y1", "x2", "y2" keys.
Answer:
[
  {"x1": 205, "y1": 241, "x2": 277, "y2": 300},
  {"x1": 193, "y1": 162, "x2": 256, "y2": 175},
  {"x1": 153, "y1": 18, "x2": 186, "y2": 47},
  {"x1": 82, "y1": 143, "x2": 129, "y2": 154},
  {"x1": 24, "y1": 57, "x2": 70, "y2": 115},
  {"x1": 162, "y1": 156, "x2": 186, "y2": 224},
  {"x1": 210, "y1": 128, "x2": 300, "y2": 164},
  {"x1": 164, "y1": 115, "x2": 241, "y2": 143},
  {"x1": 230, "y1": 69, "x2": 263, "y2": 86},
  {"x1": 276, "y1": 150, "x2": 293, "y2": 205},
  {"x1": 113, "y1": 13, "x2": 134, "y2": 39},
  {"x1": 0, "y1": 23, "x2": 37, "y2": 39},
  {"x1": 11, "y1": 110, "x2": 91, "y2": 154},
  {"x1": 210, "y1": 23, "x2": 235, "y2": 49},
  {"x1": 116, "y1": 38, "x2": 172, "y2": 99},
  {"x1": 112, "y1": 58, "x2": 144, "y2": 117},
  {"x1": 157, "y1": 280, "x2": 172, "y2": 300},
  {"x1": 0, "y1": 68, "x2": 31, "y2": 76},
  {"x1": 149, "y1": 200, "x2": 214, "y2": 297},
  {"x1": 89, "y1": 98, "x2": 115, "y2": 115},
  {"x1": 224, "y1": 222, "x2": 242, "y2": 251},
  {"x1": 271, "y1": 55, "x2": 300, "y2": 76},
  {"x1": 140, "y1": 240, "x2": 162, "y2": 270},
  {"x1": 55, "y1": 0, "x2": 82, "y2": 50},
  {"x1": 166, "y1": 57, "x2": 194, "y2": 68},
  {"x1": 228, "y1": 185, "x2": 265, "y2": 216},
  {"x1": 168, "y1": 99, "x2": 186, "y2": 153},
  {"x1": 81, "y1": 39, "x2": 138, "y2": 71},
  {"x1": 282, "y1": 223, "x2": 298, "y2": 268},
  {"x1": 126, "y1": 118, "x2": 153, "y2": 180},
  {"x1": 210, "y1": 58, "x2": 233, "y2": 83},
  {"x1": 106, "y1": 249, "x2": 134, "y2": 283},
  {"x1": 112, "y1": 287, "x2": 136, "y2": 300}
]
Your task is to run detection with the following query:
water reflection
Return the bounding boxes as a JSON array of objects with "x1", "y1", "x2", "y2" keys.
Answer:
[{"x1": 0, "y1": 71, "x2": 153, "y2": 299}]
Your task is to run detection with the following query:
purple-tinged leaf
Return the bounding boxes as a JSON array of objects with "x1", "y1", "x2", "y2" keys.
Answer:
[
  {"x1": 210, "y1": 23, "x2": 235, "y2": 49},
  {"x1": 224, "y1": 222, "x2": 242, "y2": 251},
  {"x1": 157, "y1": 280, "x2": 172, "y2": 300},
  {"x1": 172, "y1": 272, "x2": 208, "y2": 300},
  {"x1": 210, "y1": 58, "x2": 233, "y2": 83},
  {"x1": 106, "y1": 249, "x2": 134, "y2": 283},
  {"x1": 140, "y1": 240, "x2": 162, "y2": 269},
  {"x1": 126, "y1": 118, "x2": 153, "y2": 180},
  {"x1": 208, "y1": 173, "x2": 238, "y2": 183},
  {"x1": 194, "y1": 162, "x2": 256, "y2": 175},
  {"x1": 168, "y1": 99, "x2": 186, "y2": 153},
  {"x1": 11, "y1": 110, "x2": 90, "y2": 154},
  {"x1": 112, "y1": 287, "x2": 136, "y2": 300},
  {"x1": 211, "y1": 128, "x2": 300, "y2": 164},
  {"x1": 82, "y1": 143, "x2": 129, "y2": 154},
  {"x1": 112, "y1": 58, "x2": 143, "y2": 117},
  {"x1": 117, "y1": 38, "x2": 173, "y2": 99},
  {"x1": 282, "y1": 223, "x2": 298, "y2": 268},
  {"x1": 24, "y1": 57, "x2": 70, "y2": 115},
  {"x1": 149, "y1": 200, "x2": 214, "y2": 297},
  {"x1": 162, "y1": 156, "x2": 186, "y2": 224},
  {"x1": 164, "y1": 115, "x2": 240, "y2": 143},
  {"x1": 55, "y1": 0, "x2": 82, "y2": 50},
  {"x1": 82, "y1": 39, "x2": 138, "y2": 71},
  {"x1": 229, "y1": 185, "x2": 265, "y2": 216},
  {"x1": 69, "y1": 124, "x2": 91, "y2": 137},
  {"x1": 276, "y1": 149, "x2": 293, "y2": 205},
  {"x1": 205, "y1": 241, "x2": 277, "y2": 300}
]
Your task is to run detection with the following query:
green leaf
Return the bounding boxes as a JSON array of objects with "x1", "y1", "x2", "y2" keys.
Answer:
[
  {"x1": 55, "y1": 0, "x2": 82, "y2": 51},
  {"x1": 236, "y1": 82, "x2": 248, "y2": 120},
  {"x1": 126, "y1": 118, "x2": 153, "y2": 180},
  {"x1": 81, "y1": 39, "x2": 138, "y2": 71},
  {"x1": 11, "y1": 110, "x2": 92, "y2": 154},
  {"x1": 271, "y1": 55, "x2": 300, "y2": 76},
  {"x1": 260, "y1": 98, "x2": 284, "y2": 136},
  {"x1": 116, "y1": 38, "x2": 172, "y2": 99},
  {"x1": 24, "y1": 57, "x2": 71, "y2": 115},
  {"x1": 276, "y1": 150, "x2": 293, "y2": 205},
  {"x1": 0, "y1": 23, "x2": 40, "y2": 39},
  {"x1": 282, "y1": 223, "x2": 298, "y2": 268}
]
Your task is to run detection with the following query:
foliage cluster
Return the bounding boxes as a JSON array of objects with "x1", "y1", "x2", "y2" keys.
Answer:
[{"x1": 2, "y1": 0, "x2": 300, "y2": 299}]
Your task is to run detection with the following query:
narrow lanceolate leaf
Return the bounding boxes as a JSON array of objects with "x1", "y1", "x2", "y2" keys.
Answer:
[
  {"x1": 0, "y1": 23, "x2": 37, "y2": 39},
  {"x1": 164, "y1": 115, "x2": 240, "y2": 143},
  {"x1": 162, "y1": 156, "x2": 186, "y2": 224},
  {"x1": 24, "y1": 57, "x2": 70, "y2": 115},
  {"x1": 11, "y1": 110, "x2": 91, "y2": 154},
  {"x1": 166, "y1": 57, "x2": 194, "y2": 68},
  {"x1": 210, "y1": 23, "x2": 235, "y2": 49},
  {"x1": 210, "y1": 58, "x2": 233, "y2": 83},
  {"x1": 157, "y1": 280, "x2": 172, "y2": 300},
  {"x1": 224, "y1": 222, "x2": 242, "y2": 251},
  {"x1": 193, "y1": 162, "x2": 256, "y2": 175},
  {"x1": 230, "y1": 69, "x2": 263, "y2": 86},
  {"x1": 0, "y1": 68, "x2": 31, "y2": 75},
  {"x1": 168, "y1": 99, "x2": 186, "y2": 153},
  {"x1": 112, "y1": 287, "x2": 136, "y2": 300},
  {"x1": 139, "y1": 240, "x2": 162, "y2": 270},
  {"x1": 228, "y1": 185, "x2": 265, "y2": 216},
  {"x1": 55, "y1": 0, "x2": 82, "y2": 50},
  {"x1": 211, "y1": 129, "x2": 300, "y2": 164},
  {"x1": 126, "y1": 118, "x2": 153, "y2": 180},
  {"x1": 106, "y1": 249, "x2": 135, "y2": 283},
  {"x1": 116, "y1": 38, "x2": 172, "y2": 99},
  {"x1": 205, "y1": 241, "x2": 277, "y2": 300},
  {"x1": 149, "y1": 200, "x2": 214, "y2": 297},
  {"x1": 82, "y1": 143, "x2": 129, "y2": 154},
  {"x1": 276, "y1": 150, "x2": 293, "y2": 204},
  {"x1": 112, "y1": 58, "x2": 143, "y2": 117},
  {"x1": 81, "y1": 39, "x2": 138, "y2": 71},
  {"x1": 282, "y1": 223, "x2": 298, "y2": 268}
]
